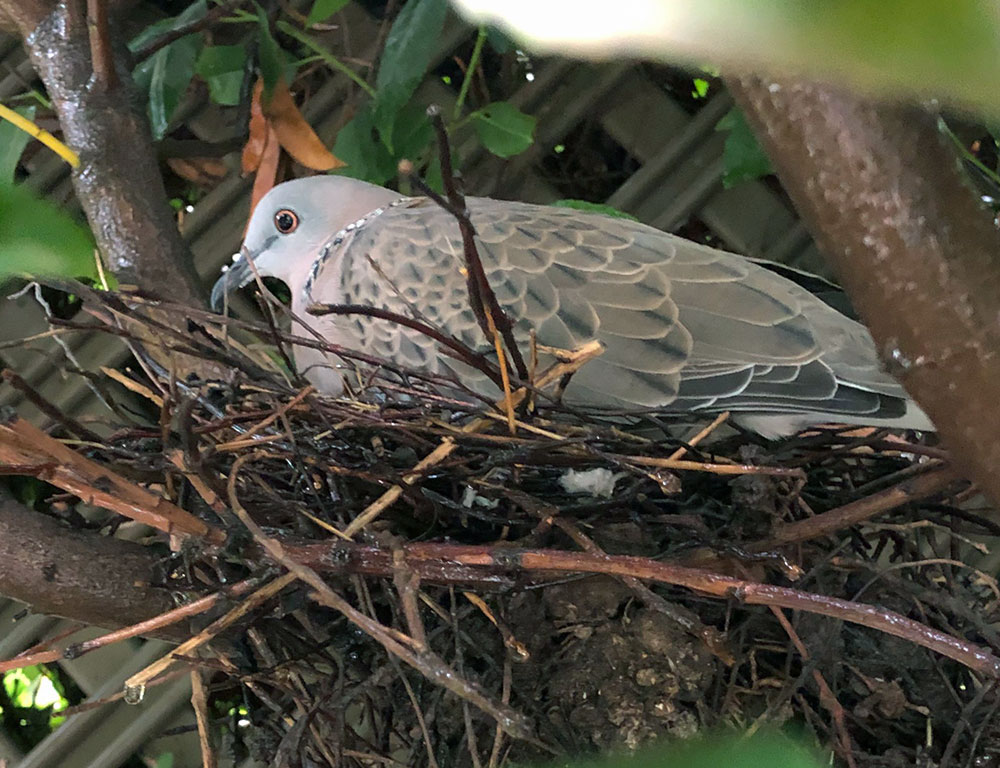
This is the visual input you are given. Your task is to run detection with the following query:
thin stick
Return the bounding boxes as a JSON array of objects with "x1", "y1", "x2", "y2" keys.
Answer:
[
  {"x1": 425, "y1": 106, "x2": 529, "y2": 381},
  {"x1": 0, "y1": 415, "x2": 223, "y2": 543},
  {"x1": 123, "y1": 573, "x2": 297, "y2": 694},
  {"x1": 86, "y1": 0, "x2": 118, "y2": 89},
  {"x1": 238, "y1": 385, "x2": 316, "y2": 441},
  {"x1": 307, "y1": 303, "x2": 504, "y2": 389},
  {"x1": 133, "y1": 1, "x2": 241, "y2": 61},
  {"x1": 771, "y1": 606, "x2": 857, "y2": 768},
  {"x1": 453, "y1": 27, "x2": 487, "y2": 119},
  {"x1": 190, "y1": 670, "x2": 217, "y2": 768},
  {"x1": 668, "y1": 410, "x2": 730, "y2": 461},
  {"x1": 285, "y1": 538, "x2": 1000, "y2": 679},
  {"x1": 341, "y1": 341, "x2": 604, "y2": 537},
  {"x1": 761, "y1": 465, "x2": 956, "y2": 547},
  {"x1": 342, "y1": 438, "x2": 457, "y2": 537},
  {"x1": 225, "y1": 453, "x2": 540, "y2": 744},
  {"x1": 614, "y1": 453, "x2": 805, "y2": 478},
  {"x1": 485, "y1": 309, "x2": 517, "y2": 434},
  {"x1": 0, "y1": 103, "x2": 79, "y2": 167},
  {"x1": 2, "y1": 369, "x2": 102, "y2": 442}
]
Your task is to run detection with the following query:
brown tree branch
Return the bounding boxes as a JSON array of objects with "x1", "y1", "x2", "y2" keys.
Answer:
[
  {"x1": 132, "y1": 0, "x2": 241, "y2": 62},
  {"x1": 728, "y1": 76, "x2": 1000, "y2": 505},
  {"x1": 0, "y1": 413, "x2": 225, "y2": 543},
  {"x1": 0, "y1": 497, "x2": 175, "y2": 631},
  {"x1": 284, "y1": 538, "x2": 1000, "y2": 679},
  {"x1": 86, "y1": 0, "x2": 117, "y2": 90},
  {"x1": 0, "y1": 0, "x2": 202, "y2": 304}
]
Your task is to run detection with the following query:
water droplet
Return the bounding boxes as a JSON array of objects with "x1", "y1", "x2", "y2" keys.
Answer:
[
  {"x1": 891, "y1": 347, "x2": 912, "y2": 369},
  {"x1": 650, "y1": 469, "x2": 681, "y2": 495},
  {"x1": 123, "y1": 683, "x2": 145, "y2": 705}
]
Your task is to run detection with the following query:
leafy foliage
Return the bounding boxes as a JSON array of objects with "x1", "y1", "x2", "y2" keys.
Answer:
[
  {"x1": 1, "y1": 665, "x2": 70, "y2": 748},
  {"x1": 255, "y1": 2, "x2": 291, "y2": 98},
  {"x1": 0, "y1": 185, "x2": 98, "y2": 284},
  {"x1": 306, "y1": 0, "x2": 351, "y2": 26},
  {"x1": 0, "y1": 105, "x2": 35, "y2": 186},
  {"x1": 195, "y1": 44, "x2": 247, "y2": 106},
  {"x1": 716, "y1": 108, "x2": 774, "y2": 188},
  {"x1": 130, "y1": 0, "x2": 208, "y2": 139},
  {"x1": 472, "y1": 101, "x2": 537, "y2": 157},
  {"x1": 372, "y1": 0, "x2": 449, "y2": 148},
  {"x1": 120, "y1": 0, "x2": 539, "y2": 192},
  {"x1": 331, "y1": 105, "x2": 396, "y2": 184},
  {"x1": 535, "y1": 732, "x2": 821, "y2": 768},
  {"x1": 552, "y1": 199, "x2": 638, "y2": 220}
]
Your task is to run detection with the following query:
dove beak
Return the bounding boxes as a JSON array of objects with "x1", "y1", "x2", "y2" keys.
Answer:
[{"x1": 210, "y1": 247, "x2": 255, "y2": 312}]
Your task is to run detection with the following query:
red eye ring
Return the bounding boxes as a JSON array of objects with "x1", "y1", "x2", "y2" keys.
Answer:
[{"x1": 274, "y1": 209, "x2": 299, "y2": 234}]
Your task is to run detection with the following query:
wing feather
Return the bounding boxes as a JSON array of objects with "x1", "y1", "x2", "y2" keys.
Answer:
[{"x1": 316, "y1": 196, "x2": 915, "y2": 424}]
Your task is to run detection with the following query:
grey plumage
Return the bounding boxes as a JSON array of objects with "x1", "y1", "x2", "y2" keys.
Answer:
[{"x1": 211, "y1": 176, "x2": 934, "y2": 436}]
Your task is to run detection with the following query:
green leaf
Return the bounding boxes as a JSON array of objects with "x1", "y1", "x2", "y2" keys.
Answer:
[
  {"x1": 128, "y1": 0, "x2": 206, "y2": 55},
  {"x1": 149, "y1": 36, "x2": 202, "y2": 140},
  {"x1": 255, "y1": 3, "x2": 288, "y2": 98},
  {"x1": 472, "y1": 101, "x2": 536, "y2": 158},
  {"x1": 390, "y1": 102, "x2": 433, "y2": 161},
  {"x1": 0, "y1": 185, "x2": 98, "y2": 284},
  {"x1": 306, "y1": 0, "x2": 351, "y2": 26},
  {"x1": 372, "y1": 82, "x2": 414, "y2": 153},
  {"x1": 558, "y1": 731, "x2": 820, "y2": 768},
  {"x1": 0, "y1": 105, "x2": 35, "y2": 187},
  {"x1": 373, "y1": 0, "x2": 448, "y2": 145},
  {"x1": 195, "y1": 44, "x2": 247, "y2": 106},
  {"x1": 131, "y1": 2, "x2": 207, "y2": 139},
  {"x1": 716, "y1": 107, "x2": 773, "y2": 188},
  {"x1": 485, "y1": 25, "x2": 515, "y2": 54},
  {"x1": 552, "y1": 199, "x2": 638, "y2": 221},
  {"x1": 423, "y1": 153, "x2": 444, "y2": 194},
  {"x1": 376, "y1": 0, "x2": 449, "y2": 93},
  {"x1": 332, "y1": 106, "x2": 397, "y2": 185}
]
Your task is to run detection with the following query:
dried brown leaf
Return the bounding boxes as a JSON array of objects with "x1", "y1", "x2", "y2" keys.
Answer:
[
  {"x1": 264, "y1": 77, "x2": 345, "y2": 171},
  {"x1": 241, "y1": 80, "x2": 269, "y2": 175},
  {"x1": 249, "y1": 123, "x2": 281, "y2": 227}
]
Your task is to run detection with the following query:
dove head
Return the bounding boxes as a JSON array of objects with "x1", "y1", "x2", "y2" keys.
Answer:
[{"x1": 210, "y1": 176, "x2": 400, "y2": 312}]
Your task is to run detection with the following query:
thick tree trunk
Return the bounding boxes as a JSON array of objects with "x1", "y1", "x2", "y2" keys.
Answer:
[
  {"x1": 2, "y1": 0, "x2": 202, "y2": 305},
  {"x1": 729, "y1": 76, "x2": 1000, "y2": 504},
  {"x1": 0, "y1": 497, "x2": 176, "y2": 632}
]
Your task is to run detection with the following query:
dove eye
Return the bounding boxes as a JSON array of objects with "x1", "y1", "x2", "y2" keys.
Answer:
[{"x1": 274, "y1": 209, "x2": 299, "y2": 234}]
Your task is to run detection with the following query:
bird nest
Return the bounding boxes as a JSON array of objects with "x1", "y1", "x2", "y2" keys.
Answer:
[{"x1": 3, "y1": 278, "x2": 999, "y2": 768}]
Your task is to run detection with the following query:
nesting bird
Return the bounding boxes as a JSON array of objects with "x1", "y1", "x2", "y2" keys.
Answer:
[{"x1": 210, "y1": 176, "x2": 933, "y2": 436}]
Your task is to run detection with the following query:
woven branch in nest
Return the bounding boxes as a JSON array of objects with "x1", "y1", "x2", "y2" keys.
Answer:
[{"x1": 2, "y1": 284, "x2": 997, "y2": 768}]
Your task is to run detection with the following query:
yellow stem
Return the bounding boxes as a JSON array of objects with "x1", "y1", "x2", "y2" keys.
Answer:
[{"x1": 0, "y1": 103, "x2": 79, "y2": 168}]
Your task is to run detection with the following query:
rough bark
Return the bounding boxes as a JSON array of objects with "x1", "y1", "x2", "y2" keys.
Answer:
[
  {"x1": 729, "y1": 76, "x2": 1000, "y2": 504},
  {"x1": 0, "y1": 498, "x2": 176, "y2": 631},
  {"x1": 2, "y1": 0, "x2": 202, "y2": 305}
]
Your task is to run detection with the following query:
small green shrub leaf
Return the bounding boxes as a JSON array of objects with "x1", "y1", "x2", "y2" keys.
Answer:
[
  {"x1": 472, "y1": 101, "x2": 536, "y2": 158},
  {"x1": 716, "y1": 107, "x2": 773, "y2": 188},
  {"x1": 307, "y1": 0, "x2": 351, "y2": 26},
  {"x1": 552, "y1": 199, "x2": 638, "y2": 221},
  {"x1": 195, "y1": 45, "x2": 247, "y2": 106},
  {"x1": 0, "y1": 185, "x2": 98, "y2": 284}
]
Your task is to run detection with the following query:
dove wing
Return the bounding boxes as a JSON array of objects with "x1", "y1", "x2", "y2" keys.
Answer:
[{"x1": 323, "y1": 196, "x2": 906, "y2": 420}]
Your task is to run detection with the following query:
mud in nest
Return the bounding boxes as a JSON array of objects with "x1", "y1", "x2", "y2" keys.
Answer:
[{"x1": 6, "y1": 285, "x2": 1000, "y2": 768}]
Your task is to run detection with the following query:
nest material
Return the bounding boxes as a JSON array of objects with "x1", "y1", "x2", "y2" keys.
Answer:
[{"x1": 5, "y1": 284, "x2": 1000, "y2": 768}]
